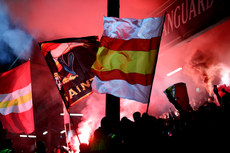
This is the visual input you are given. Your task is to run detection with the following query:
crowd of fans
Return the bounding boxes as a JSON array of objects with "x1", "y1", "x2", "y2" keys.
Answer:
[
  {"x1": 1, "y1": 85, "x2": 230, "y2": 153},
  {"x1": 79, "y1": 85, "x2": 230, "y2": 153}
]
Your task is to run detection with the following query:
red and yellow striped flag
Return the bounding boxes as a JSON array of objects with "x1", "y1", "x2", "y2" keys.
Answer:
[
  {"x1": 91, "y1": 16, "x2": 164, "y2": 103},
  {"x1": 0, "y1": 60, "x2": 34, "y2": 134}
]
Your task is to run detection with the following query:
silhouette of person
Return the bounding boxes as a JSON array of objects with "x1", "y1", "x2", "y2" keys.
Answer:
[{"x1": 35, "y1": 141, "x2": 46, "y2": 153}]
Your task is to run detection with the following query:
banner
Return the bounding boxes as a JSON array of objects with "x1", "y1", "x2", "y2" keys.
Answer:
[
  {"x1": 151, "y1": 0, "x2": 230, "y2": 48},
  {"x1": 40, "y1": 36, "x2": 99, "y2": 108},
  {"x1": 0, "y1": 60, "x2": 34, "y2": 134}
]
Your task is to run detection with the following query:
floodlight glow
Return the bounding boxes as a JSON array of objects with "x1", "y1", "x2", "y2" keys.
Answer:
[
  {"x1": 43, "y1": 131, "x2": 48, "y2": 135},
  {"x1": 60, "y1": 113, "x2": 83, "y2": 117},
  {"x1": 60, "y1": 130, "x2": 66, "y2": 134},
  {"x1": 28, "y1": 135, "x2": 36, "y2": 138},
  {"x1": 167, "y1": 67, "x2": 182, "y2": 77}
]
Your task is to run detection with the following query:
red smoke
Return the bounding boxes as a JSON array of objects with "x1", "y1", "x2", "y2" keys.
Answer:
[
  {"x1": 68, "y1": 18, "x2": 230, "y2": 151},
  {"x1": 4, "y1": 0, "x2": 166, "y2": 41},
  {"x1": 76, "y1": 93, "x2": 105, "y2": 144},
  {"x1": 3, "y1": 0, "x2": 107, "y2": 41},
  {"x1": 3, "y1": 0, "x2": 230, "y2": 152}
]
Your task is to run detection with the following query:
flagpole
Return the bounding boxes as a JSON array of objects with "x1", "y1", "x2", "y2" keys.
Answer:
[
  {"x1": 63, "y1": 104, "x2": 70, "y2": 149},
  {"x1": 106, "y1": 0, "x2": 120, "y2": 125},
  {"x1": 146, "y1": 12, "x2": 167, "y2": 113},
  {"x1": 40, "y1": 49, "x2": 81, "y2": 144},
  {"x1": 62, "y1": 100, "x2": 81, "y2": 144},
  {"x1": 8, "y1": 51, "x2": 25, "y2": 70},
  {"x1": 63, "y1": 114, "x2": 69, "y2": 149}
]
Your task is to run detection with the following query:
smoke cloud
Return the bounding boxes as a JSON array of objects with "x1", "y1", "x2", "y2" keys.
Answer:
[
  {"x1": 3, "y1": 0, "x2": 166, "y2": 41},
  {"x1": 76, "y1": 93, "x2": 105, "y2": 144},
  {"x1": 186, "y1": 49, "x2": 230, "y2": 94},
  {"x1": 3, "y1": 0, "x2": 107, "y2": 41},
  {"x1": 120, "y1": 0, "x2": 165, "y2": 18},
  {"x1": 182, "y1": 20, "x2": 230, "y2": 107},
  {"x1": 0, "y1": 1, "x2": 33, "y2": 65},
  {"x1": 2, "y1": 0, "x2": 230, "y2": 151}
]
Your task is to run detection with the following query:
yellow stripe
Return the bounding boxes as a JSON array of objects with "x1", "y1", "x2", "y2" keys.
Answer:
[
  {"x1": 92, "y1": 47, "x2": 158, "y2": 74},
  {"x1": 0, "y1": 92, "x2": 32, "y2": 108}
]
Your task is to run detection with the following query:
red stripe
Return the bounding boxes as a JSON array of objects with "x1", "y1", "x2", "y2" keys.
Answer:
[
  {"x1": 92, "y1": 69, "x2": 153, "y2": 86},
  {"x1": 0, "y1": 107, "x2": 34, "y2": 134},
  {"x1": 100, "y1": 36, "x2": 161, "y2": 51},
  {"x1": 41, "y1": 43, "x2": 61, "y2": 56},
  {"x1": 0, "y1": 61, "x2": 31, "y2": 94}
]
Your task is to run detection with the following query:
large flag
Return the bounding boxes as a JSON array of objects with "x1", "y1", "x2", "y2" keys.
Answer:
[
  {"x1": 0, "y1": 60, "x2": 34, "y2": 134},
  {"x1": 40, "y1": 36, "x2": 99, "y2": 108},
  {"x1": 164, "y1": 82, "x2": 190, "y2": 112},
  {"x1": 91, "y1": 16, "x2": 165, "y2": 103}
]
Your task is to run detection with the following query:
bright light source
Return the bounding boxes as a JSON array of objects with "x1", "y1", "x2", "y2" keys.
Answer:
[
  {"x1": 28, "y1": 135, "x2": 36, "y2": 138},
  {"x1": 60, "y1": 130, "x2": 66, "y2": 134},
  {"x1": 60, "y1": 113, "x2": 83, "y2": 117},
  {"x1": 221, "y1": 72, "x2": 230, "y2": 85},
  {"x1": 19, "y1": 135, "x2": 27, "y2": 138},
  {"x1": 43, "y1": 131, "x2": 48, "y2": 135},
  {"x1": 166, "y1": 67, "x2": 183, "y2": 77},
  {"x1": 70, "y1": 113, "x2": 83, "y2": 117}
]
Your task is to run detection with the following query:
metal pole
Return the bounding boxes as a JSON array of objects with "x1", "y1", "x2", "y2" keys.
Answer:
[
  {"x1": 8, "y1": 51, "x2": 24, "y2": 71},
  {"x1": 106, "y1": 0, "x2": 120, "y2": 124},
  {"x1": 62, "y1": 101, "x2": 81, "y2": 144},
  {"x1": 108, "y1": 0, "x2": 120, "y2": 17},
  {"x1": 146, "y1": 12, "x2": 167, "y2": 113}
]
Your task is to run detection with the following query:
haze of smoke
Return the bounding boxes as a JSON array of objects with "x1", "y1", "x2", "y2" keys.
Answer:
[
  {"x1": 77, "y1": 93, "x2": 105, "y2": 143},
  {"x1": 183, "y1": 20, "x2": 230, "y2": 101},
  {"x1": 3, "y1": 0, "x2": 107, "y2": 41},
  {"x1": 0, "y1": 1, "x2": 33, "y2": 65},
  {"x1": 188, "y1": 49, "x2": 218, "y2": 93},
  {"x1": 3, "y1": 1, "x2": 230, "y2": 149},
  {"x1": 187, "y1": 49, "x2": 230, "y2": 94}
]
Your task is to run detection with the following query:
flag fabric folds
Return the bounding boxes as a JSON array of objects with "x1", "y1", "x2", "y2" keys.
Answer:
[
  {"x1": 216, "y1": 84, "x2": 230, "y2": 97},
  {"x1": 164, "y1": 82, "x2": 190, "y2": 112},
  {"x1": 40, "y1": 36, "x2": 99, "y2": 108},
  {"x1": 0, "y1": 60, "x2": 34, "y2": 134},
  {"x1": 91, "y1": 16, "x2": 165, "y2": 103}
]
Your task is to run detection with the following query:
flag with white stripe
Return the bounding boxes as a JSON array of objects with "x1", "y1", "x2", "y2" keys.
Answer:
[
  {"x1": 91, "y1": 16, "x2": 165, "y2": 103},
  {"x1": 0, "y1": 60, "x2": 34, "y2": 134}
]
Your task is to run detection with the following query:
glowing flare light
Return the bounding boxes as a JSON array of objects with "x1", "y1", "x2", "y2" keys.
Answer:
[
  {"x1": 78, "y1": 120, "x2": 93, "y2": 144},
  {"x1": 221, "y1": 68, "x2": 230, "y2": 85}
]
